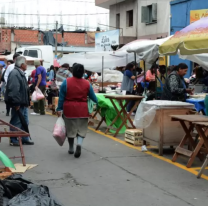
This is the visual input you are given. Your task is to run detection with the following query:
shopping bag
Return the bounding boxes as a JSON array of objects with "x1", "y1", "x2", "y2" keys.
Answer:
[
  {"x1": 36, "y1": 88, "x2": 45, "y2": 100},
  {"x1": 53, "y1": 117, "x2": 66, "y2": 146},
  {"x1": 31, "y1": 88, "x2": 45, "y2": 102},
  {"x1": 31, "y1": 91, "x2": 38, "y2": 102}
]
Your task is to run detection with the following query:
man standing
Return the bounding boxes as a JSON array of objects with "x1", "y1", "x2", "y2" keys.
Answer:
[
  {"x1": 4, "y1": 53, "x2": 20, "y2": 83},
  {"x1": 5, "y1": 56, "x2": 34, "y2": 146},
  {"x1": 34, "y1": 60, "x2": 46, "y2": 115}
]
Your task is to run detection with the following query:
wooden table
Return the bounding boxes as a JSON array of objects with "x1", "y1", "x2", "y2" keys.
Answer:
[
  {"x1": 171, "y1": 115, "x2": 208, "y2": 168},
  {"x1": 105, "y1": 95, "x2": 143, "y2": 137},
  {"x1": 193, "y1": 122, "x2": 208, "y2": 178},
  {"x1": 0, "y1": 119, "x2": 29, "y2": 166}
]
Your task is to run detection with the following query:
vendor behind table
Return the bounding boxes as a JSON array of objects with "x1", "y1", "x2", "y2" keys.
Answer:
[{"x1": 162, "y1": 63, "x2": 194, "y2": 102}]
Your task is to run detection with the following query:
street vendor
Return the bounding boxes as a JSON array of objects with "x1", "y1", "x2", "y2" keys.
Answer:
[
  {"x1": 162, "y1": 63, "x2": 193, "y2": 101},
  {"x1": 121, "y1": 63, "x2": 144, "y2": 113}
]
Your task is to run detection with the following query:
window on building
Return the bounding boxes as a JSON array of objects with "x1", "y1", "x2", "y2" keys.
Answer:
[
  {"x1": 28, "y1": 50, "x2": 38, "y2": 58},
  {"x1": 126, "y1": 10, "x2": 133, "y2": 27},
  {"x1": 141, "y1": 3, "x2": 157, "y2": 24},
  {"x1": 116, "y1": 13, "x2": 120, "y2": 29}
]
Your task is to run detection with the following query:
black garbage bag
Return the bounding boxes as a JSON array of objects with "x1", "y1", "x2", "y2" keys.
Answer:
[
  {"x1": 0, "y1": 175, "x2": 64, "y2": 206},
  {"x1": 7, "y1": 185, "x2": 63, "y2": 206}
]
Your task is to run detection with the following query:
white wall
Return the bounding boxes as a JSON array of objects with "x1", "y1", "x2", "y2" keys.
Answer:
[
  {"x1": 109, "y1": 0, "x2": 137, "y2": 37},
  {"x1": 108, "y1": 0, "x2": 171, "y2": 40},
  {"x1": 137, "y1": 0, "x2": 171, "y2": 39}
]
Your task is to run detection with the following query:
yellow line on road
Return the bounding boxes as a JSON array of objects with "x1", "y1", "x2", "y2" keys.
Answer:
[
  {"x1": 88, "y1": 127, "x2": 208, "y2": 181},
  {"x1": 45, "y1": 111, "x2": 208, "y2": 180}
]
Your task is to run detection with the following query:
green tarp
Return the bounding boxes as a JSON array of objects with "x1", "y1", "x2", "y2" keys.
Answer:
[{"x1": 96, "y1": 94, "x2": 126, "y2": 133}]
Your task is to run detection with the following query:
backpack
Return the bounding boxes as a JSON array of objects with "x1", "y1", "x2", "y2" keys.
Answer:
[{"x1": 1, "y1": 70, "x2": 6, "y2": 82}]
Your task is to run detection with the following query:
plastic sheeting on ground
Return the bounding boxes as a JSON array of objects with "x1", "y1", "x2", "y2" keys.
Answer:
[
  {"x1": 97, "y1": 69, "x2": 123, "y2": 82},
  {"x1": 96, "y1": 94, "x2": 126, "y2": 133},
  {"x1": 134, "y1": 100, "x2": 194, "y2": 129},
  {"x1": 1, "y1": 174, "x2": 64, "y2": 206}
]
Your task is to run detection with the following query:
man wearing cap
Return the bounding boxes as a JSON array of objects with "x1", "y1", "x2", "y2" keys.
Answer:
[{"x1": 33, "y1": 60, "x2": 46, "y2": 115}]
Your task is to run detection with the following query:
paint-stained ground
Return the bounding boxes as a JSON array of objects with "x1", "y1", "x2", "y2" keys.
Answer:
[{"x1": 0, "y1": 103, "x2": 207, "y2": 206}]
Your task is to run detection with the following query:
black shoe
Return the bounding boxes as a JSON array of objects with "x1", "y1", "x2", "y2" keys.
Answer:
[
  {"x1": 74, "y1": 145, "x2": 81, "y2": 158},
  {"x1": 23, "y1": 139, "x2": 34, "y2": 145},
  {"x1": 10, "y1": 142, "x2": 20, "y2": 146},
  {"x1": 6, "y1": 113, "x2": 9, "y2": 116},
  {"x1": 68, "y1": 150, "x2": 74, "y2": 155}
]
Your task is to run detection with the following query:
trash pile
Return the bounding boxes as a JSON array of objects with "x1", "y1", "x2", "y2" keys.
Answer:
[{"x1": 0, "y1": 174, "x2": 64, "y2": 206}]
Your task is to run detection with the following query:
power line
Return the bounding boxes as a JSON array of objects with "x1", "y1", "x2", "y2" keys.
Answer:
[
  {"x1": 0, "y1": 12, "x2": 108, "y2": 16},
  {"x1": 0, "y1": 0, "x2": 95, "y2": 3},
  {"x1": 0, "y1": 22, "x2": 106, "y2": 30}
]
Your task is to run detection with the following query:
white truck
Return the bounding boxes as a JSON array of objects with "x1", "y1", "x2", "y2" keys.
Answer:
[{"x1": 16, "y1": 45, "x2": 54, "y2": 70}]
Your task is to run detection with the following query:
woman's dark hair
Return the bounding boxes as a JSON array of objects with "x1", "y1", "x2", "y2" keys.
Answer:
[
  {"x1": 150, "y1": 64, "x2": 159, "y2": 74},
  {"x1": 61, "y1": 63, "x2": 70, "y2": 69},
  {"x1": 7, "y1": 60, "x2": 14, "y2": 64},
  {"x1": 175, "y1": 63, "x2": 188, "y2": 71},
  {"x1": 73, "y1": 63, "x2": 84, "y2": 78},
  {"x1": 50, "y1": 65, "x2": 54, "y2": 71},
  {"x1": 125, "y1": 63, "x2": 134, "y2": 71}
]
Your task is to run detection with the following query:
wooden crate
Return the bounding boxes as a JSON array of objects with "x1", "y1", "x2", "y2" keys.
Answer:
[
  {"x1": 125, "y1": 134, "x2": 143, "y2": 146},
  {"x1": 125, "y1": 129, "x2": 143, "y2": 137},
  {"x1": 125, "y1": 129, "x2": 144, "y2": 146}
]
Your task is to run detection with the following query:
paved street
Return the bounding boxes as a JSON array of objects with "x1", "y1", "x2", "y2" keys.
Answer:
[{"x1": 0, "y1": 102, "x2": 207, "y2": 206}]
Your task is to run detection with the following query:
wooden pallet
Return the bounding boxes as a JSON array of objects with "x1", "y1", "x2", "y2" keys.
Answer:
[{"x1": 125, "y1": 129, "x2": 143, "y2": 137}]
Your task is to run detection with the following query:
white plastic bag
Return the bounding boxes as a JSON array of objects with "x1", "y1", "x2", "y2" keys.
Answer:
[
  {"x1": 53, "y1": 117, "x2": 66, "y2": 146},
  {"x1": 134, "y1": 102, "x2": 157, "y2": 129},
  {"x1": 31, "y1": 91, "x2": 38, "y2": 102},
  {"x1": 31, "y1": 88, "x2": 45, "y2": 102}
]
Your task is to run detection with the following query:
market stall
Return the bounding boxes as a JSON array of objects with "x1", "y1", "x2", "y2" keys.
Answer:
[
  {"x1": 134, "y1": 100, "x2": 194, "y2": 155},
  {"x1": 159, "y1": 16, "x2": 208, "y2": 174}
]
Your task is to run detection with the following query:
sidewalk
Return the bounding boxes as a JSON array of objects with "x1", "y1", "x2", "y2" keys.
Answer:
[{"x1": 0, "y1": 102, "x2": 207, "y2": 206}]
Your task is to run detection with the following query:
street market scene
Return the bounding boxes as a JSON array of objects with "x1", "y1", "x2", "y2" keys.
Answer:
[{"x1": 0, "y1": 0, "x2": 208, "y2": 205}]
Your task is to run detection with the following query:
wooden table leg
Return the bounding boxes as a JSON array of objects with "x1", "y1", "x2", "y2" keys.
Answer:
[
  {"x1": 195, "y1": 125, "x2": 208, "y2": 152},
  {"x1": 18, "y1": 136, "x2": 26, "y2": 166},
  {"x1": 105, "y1": 99, "x2": 129, "y2": 135},
  {"x1": 197, "y1": 154, "x2": 208, "y2": 178},
  {"x1": 187, "y1": 128, "x2": 208, "y2": 168},
  {"x1": 120, "y1": 100, "x2": 140, "y2": 128},
  {"x1": 172, "y1": 122, "x2": 194, "y2": 163},
  {"x1": 113, "y1": 101, "x2": 141, "y2": 137}
]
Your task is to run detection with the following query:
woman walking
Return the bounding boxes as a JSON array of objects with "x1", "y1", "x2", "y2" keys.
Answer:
[{"x1": 56, "y1": 64, "x2": 98, "y2": 158}]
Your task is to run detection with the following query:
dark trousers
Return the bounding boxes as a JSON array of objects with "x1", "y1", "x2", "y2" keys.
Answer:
[
  {"x1": 126, "y1": 91, "x2": 136, "y2": 113},
  {"x1": 6, "y1": 103, "x2": 11, "y2": 114},
  {"x1": 33, "y1": 86, "x2": 46, "y2": 114}
]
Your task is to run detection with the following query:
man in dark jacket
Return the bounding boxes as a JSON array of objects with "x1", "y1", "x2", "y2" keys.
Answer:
[{"x1": 5, "y1": 56, "x2": 34, "y2": 146}]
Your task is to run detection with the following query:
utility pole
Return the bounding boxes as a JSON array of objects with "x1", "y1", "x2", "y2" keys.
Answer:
[{"x1": 55, "y1": 21, "x2": 58, "y2": 57}]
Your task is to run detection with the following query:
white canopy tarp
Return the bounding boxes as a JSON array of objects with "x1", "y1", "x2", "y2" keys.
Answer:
[
  {"x1": 125, "y1": 36, "x2": 172, "y2": 68},
  {"x1": 60, "y1": 50, "x2": 135, "y2": 73},
  {"x1": 179, "y1": 53, "x2": 208, "y2": 71}
]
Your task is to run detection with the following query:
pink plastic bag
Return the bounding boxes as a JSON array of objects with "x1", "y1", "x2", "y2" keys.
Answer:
[
  {"x1": 53, "y1": 117, "x2": 66, "y2": 146},
  {"x1": 31, "y1": 88, "x2": 45, "y2": 102}
]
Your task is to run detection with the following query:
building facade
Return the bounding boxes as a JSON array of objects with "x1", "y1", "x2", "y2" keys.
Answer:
[
  {"x1": 0, "y1": 28, "x2": 95, "y2": 54},
  {"x1": 95, "y1": 0, "x2": 171, "y2": 44},
  {"x1": 170, "y1": 0, "x2": 208, "y2": 76}
]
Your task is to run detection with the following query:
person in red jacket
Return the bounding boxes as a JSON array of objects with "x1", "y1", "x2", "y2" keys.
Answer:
[{"x1": 56, "y1": 64, "x2": 98, "y2": 158}]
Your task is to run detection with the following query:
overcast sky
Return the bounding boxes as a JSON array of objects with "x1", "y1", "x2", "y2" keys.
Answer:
[{"x1": 0, "y1": 0, "x2": 109, "y2": 31}]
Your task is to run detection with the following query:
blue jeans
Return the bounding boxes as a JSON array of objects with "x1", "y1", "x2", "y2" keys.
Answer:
[{"x1": 10, "y1": 107, "x2": 30, "y2": 143}]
